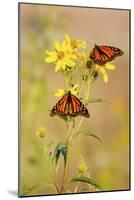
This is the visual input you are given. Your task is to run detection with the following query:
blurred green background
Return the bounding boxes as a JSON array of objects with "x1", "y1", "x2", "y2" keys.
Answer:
[{"x1": 20, "y1": 4, "x2": 130, "y2": 195}]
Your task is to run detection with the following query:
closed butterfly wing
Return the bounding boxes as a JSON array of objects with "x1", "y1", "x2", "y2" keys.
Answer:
[
  {"x1": 90, "y1": 44, "x2": 123, "y2": 65},
  {"x1": 50, "y1": 91, "x2": 90, "y2": 118}
]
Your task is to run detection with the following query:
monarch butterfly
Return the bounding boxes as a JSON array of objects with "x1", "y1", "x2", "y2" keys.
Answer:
[
  {"x1": 90, "y1": 44, "x2": 123, "y2": 65},
  {"x1": 50, "y1": 91, "x2": 90, "y2": 118}
]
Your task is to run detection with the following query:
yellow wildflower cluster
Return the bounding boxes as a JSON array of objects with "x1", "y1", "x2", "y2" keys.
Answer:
[
  {"x1": 45, "y1": 34, "x2": 86, "y2": 72},
  {"x1": 45, "y1": 34, "x2": 117, "y2": 84}
]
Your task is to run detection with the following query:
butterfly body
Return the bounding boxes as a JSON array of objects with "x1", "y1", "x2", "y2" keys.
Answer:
[
  {"x1": 50, "y1": 91, "x2": 90, "y2": 118},
  {"x1": 90, "y1": 44, "x2": 123, "y2": 65}
]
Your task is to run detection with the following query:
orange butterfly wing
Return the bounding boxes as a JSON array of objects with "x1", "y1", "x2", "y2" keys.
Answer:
[
  {"x1": 50, "y1": 91, "x2": 90, "y2": 118},
  {"x1": 90, "y1": 45, "x2": 123, "y2": 65}
]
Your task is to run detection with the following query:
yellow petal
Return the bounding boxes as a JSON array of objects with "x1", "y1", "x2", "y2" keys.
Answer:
[
  {"x1": 73, "y1": 84, "x2": 79, "y2": 90},
  {"x1": 69, "y1": 84, "x2": 79, "y2": 95},
  {"x1": 69, "y1": 53, "x2": 77, "y2": 60},
  {"x1": 61, "y1": 62, "x2": 66, "y2": 70},
  {"x1": 103, "y1": 72, "x2": 109, "y2": 83},
  {"x1": 45, "y1": 56, "x2": 57, "y2": 63},
  {"x1": 97, "y1": 65, "x2": 105, "y2": 74},
  {"x1": 105, "y1": 63, "x2": 116, "y2": 70},
  {"x1": 80, "y1": 51, "x2": 86, "y2": 59},
  {"x1": 54, "y1": 40, "x2": 61, "y2": 51},
  {"x1": 55, "y1": 60, "x2": 62, "y2": 72},
  {"x1": 78, "y1": 40, "x2": 86, "y2": 48},
  {"x1": 65, "y1": 33, "x2": 71, "y2": 42},
  {"x1": 46, "y1": 50, "x2": 57, "y2": 57},
  {"x1": 65, "y1": 58, "x2": 75, "y2": 67},
  {"x1": 87, "y1": 48, "x2": 91, "y2": 58},
  {"x1": 95, "y1": 64, "x2": 109, "y2": 83},
  {"x1": 54, "y1": 89, "x2": 65, "y2": 97},
  {"x1": 61, "y1": 40, "x2": 70, "y2": 51},
  {"x1": 94, "y1": 64, "x2": 100, "y2": 71}
]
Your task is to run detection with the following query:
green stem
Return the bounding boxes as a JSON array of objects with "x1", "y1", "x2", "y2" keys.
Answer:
[
  {"x1": 75, "y1": 66, "x2": 80, "y2": 87},
  {"x1": 79, "y1": 69, "x2": 88, "y2": 97},
  {"x1": 79, "y1": 79, "x2": 85, "y2": 97},
  {"x1": 85, "y1": 76, "x2": 91, "y2": 99},
  {"x1": 64, "y1": 70, "x2": 72, "y2": 91},
  {"x1": 76, "y1": 116, "x2": 84, "y2": 133},
  {"x1": 64, "y1": 117, "x2": 71, "y2": 143},
  {"x1": 65, "y1": 76, "x2": 69, "y2": 90},
  {"x1": 47, "y1": 156, "x2": 60, "y2": 193},
  {"x1": 60, "y1": 69, "x2": 92, "y2": 193},
  {"x1": 74, "y1": 185, "x2": 78, "y2": 193},
  {"x1": 60, "y1": 118, "x2": 75, "y2": 193},
  {"x1": 59, "y1": 161, "x2": 66, "y2": 193},
  {"x1": 74, "y1": 76, "x2": 91, "y2": 138}
]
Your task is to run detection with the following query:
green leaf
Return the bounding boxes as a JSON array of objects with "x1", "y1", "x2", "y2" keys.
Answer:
[
  {"x1": 53, "y1": 144, "x2": 61, "y2": 165},
  {"x1": 22, "y1": 183, "x2": 53, "y2": 195},
  {"x1": 70, "y1": 176, "x2": 101, "y2": 190},
  {"x1": 76, "y1": 130, "x2": 103, "y2": 143},
  {"x1": 84, "y1": 97, "x2": 109, "y2": 105},
  {"x1": 53, "y1": 143, "x2": 68, "y2": 166}
]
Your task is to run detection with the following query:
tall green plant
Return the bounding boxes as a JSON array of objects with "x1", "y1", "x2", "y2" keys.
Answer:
[{"x1": 23, "y1": 34, "x2": 120, "y2": 195}]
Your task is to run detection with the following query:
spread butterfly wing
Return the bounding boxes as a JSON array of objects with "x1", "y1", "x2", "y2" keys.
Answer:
[
  {"x1": 50, "y1": 93, "x2": 68, "y2": 116},
  {"x1": 71, "y1": 94, "x2": 90, "y2": 117},
  {"x1": 50, "y1": 92, "x2": 90, "y2": 118},
  {"x1": 91, "y1": 46, "x2": 110, "y2": 65},
  {"x1": 90, "y1": 45, "x2": 123, "y2": 65}
]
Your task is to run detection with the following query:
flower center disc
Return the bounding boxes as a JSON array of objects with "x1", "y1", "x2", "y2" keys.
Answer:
[{"x1": 57, "y1": 51, "x2": 64, "y2": 59}]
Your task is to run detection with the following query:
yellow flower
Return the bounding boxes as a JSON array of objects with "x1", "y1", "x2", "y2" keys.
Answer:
[
  {"x1": 36, "y1": 127, "x2": 46, "y2": 138},
  {"x1": 54, "y1": 84, "x2": 79, "y2": 97},
  {"x1": 78, "y1": 156, "x2": 90, "y2": 176},
  {"x1": 65, "y1": 34, "x2": 86, "y2": 49},
  {"x1": 45, "y1": 40, "x2": 76, "y2": 72},
  {"x1": 69, "y1": 84, "x2": 79, "y2": 95},
  {"x1": 54, "y1": 89, "x2": 66, "y2": 97},
  {"x1": 94, "y1": 62, "x2": 116, "y2": 83}
]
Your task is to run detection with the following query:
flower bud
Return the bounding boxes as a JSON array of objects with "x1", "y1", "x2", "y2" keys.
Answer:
[{"x1": 36, "y1": 127, "x2": 46, "y2": 138}]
